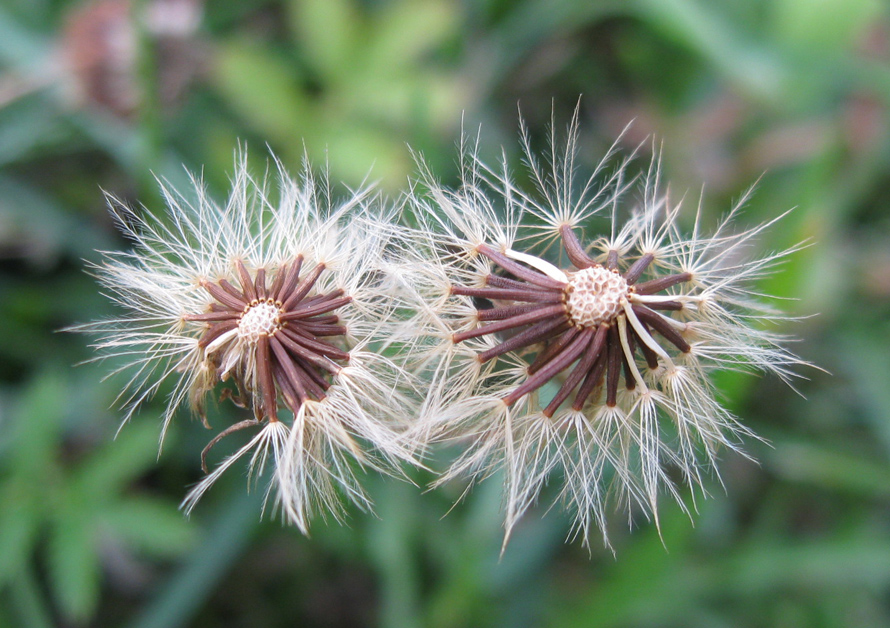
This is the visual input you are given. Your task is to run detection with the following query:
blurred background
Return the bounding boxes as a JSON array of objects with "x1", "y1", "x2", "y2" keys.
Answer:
[{"x1": 0, "y1": 0, "x2": 889, "y2": 626}]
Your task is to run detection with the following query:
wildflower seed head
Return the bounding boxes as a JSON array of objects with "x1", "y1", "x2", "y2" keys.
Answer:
[
  {"x1": 238, "y1": 300, "x2": 281, "y2": 341},
  {"x1": 565, "y1": 266, "x2": 628, "y2": 327},
  {"x1": 408, "y1": 110, "x2": 812, "y2": 549},
  {"x1": 77, "y1": 151, "x2": 422, "y2": 534}
]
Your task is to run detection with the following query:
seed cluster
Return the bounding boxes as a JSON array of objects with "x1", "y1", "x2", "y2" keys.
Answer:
[
  {"x1": 188, "y1": 257, "x2": 352, "y2": 424},
  {"x1": 451, "y1": 226, "x2": 693, "y2": 417}
]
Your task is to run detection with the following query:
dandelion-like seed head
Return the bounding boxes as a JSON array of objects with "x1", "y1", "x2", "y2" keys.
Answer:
[
  {"x1": 409, "y1": 111, "x2": 812, "y2": 549},
  {"x1": 190, "y1": 257, "x2": 351, "y2": 424},
  {"x1": 77, "y1": 152, "x2": 418, "y2": 534},
  {"x1": 449, "y1": 227, "x2": 694, "y2": 417}
]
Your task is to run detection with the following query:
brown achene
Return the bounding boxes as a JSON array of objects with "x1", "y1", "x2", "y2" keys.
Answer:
[
  {"x1": 450, "y1": 226, "x2": 692, "y2": 417},
  {"x1": 186, "y1": 258, "x2": 351, "y2": 468}
]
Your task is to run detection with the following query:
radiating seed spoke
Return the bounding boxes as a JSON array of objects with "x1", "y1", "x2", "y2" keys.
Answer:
[
  {"x1": 255, "y1": 336, "x2": 278, "y2": 421},
  {"x1": 283, "y1": 263, "x2": 325, "y2": 310},
  {"x1": 293, "y1": 359, "x2": 327, "y2": 400},
  {"x1": 634, "y1": 272, "x2": 692, "y2": 295},
  {"x1": 298, "y1": 322, "x2": 347, "y2": 337},
  {"x1": 270, "y1": 335, "x2": 310, "y2": 404},
  {"x1": 272, "y1": 363, "x2": 303, "y2": 413},
  {"x1": 198, "y1": 320, "x2": 238, "y2": 348},
  {"x1": 185, "y1": 311, "x2": 240, "y2": 322},
  {"x1": 453, "y1": 304, "x2": 567, "y2": 343},
  {"x1": 267, "y1": 261, "x2": 288, "y2": 300},
  {"x1": 303, "y1": 314, "x2": 339, "y2": 325},
  {"x1": 254, "y1": 268, "x2": 266, "y2": 299},
  {"x1": 217, "y1": 278, "x2": 248, "y2": 303},
  {"x1": 292, "y1": 293, "x2": 331, "y2": 310},
  {"x1": 621, "y1": 325, "x2": 637, "y2": 390},
  {"x1": 544, "y1": 325, "x2": 605, "y2": 417},
  {"x1": 280, "y1": 326, "x2": 349, "y2": 360},
  {"x1": 201, "y1": 280, "x2": 246, "y2": 310},
  {"x1": 297, "y1": 288, "x2": 345, "y2": 307},
  {"x1": 477, "y1": 304, "x2": 543, "y2": 322},
  {"x1": 293, "y1": 354, "x2": 332, "y2": 392},
  {"x1": 451, "y1": 286, "x2": 564, "y2": 303},
  {"x1": 623, "y1": 253, "x2": 655, "y2": 284},
  {"x1": 637, "y1": 321, "x2": 660, "y2": 369},
  {"x1": 528, "y1": 326, "x2": 581, "y2": 375},
  {"x1": 281, "y1": 296, "x2": 353, "y2": 321},
  {"x1": 478, "y1": 244, "x2": 566, "y2": 290},
  {"x1": 485, "y1": 274, "x2": 552, "y2": 292},
  {"x1": 478, "y1": 317, "x2": 570, "y2": 363},
  {"x1": 559, "y1": 225, "x2": 596, "y2": 269},
  {"x1": 605, "y1": 326, "x2": 623, "y2": 406},
  {"x1": 572, "y1": 352, "x2": 607, "y2": 410},
  {"x1": 236, "y1": 260, "x2": 258, "y2": 302},
  {"x1": 632, "y1": 305, "x2": 691, "y2": 353},
  {"x1": 273, "y1": 256, "x2": 304, "y2": 302},
  {"x1": 276, "y1": 329, "x2": 343, "y2": 373},
  {"x1": 644, "y1": 300, "x2": 683, "y2": 311},
  {"x1": 504, "y1": 328, "x2": 592, "y2": 406}
]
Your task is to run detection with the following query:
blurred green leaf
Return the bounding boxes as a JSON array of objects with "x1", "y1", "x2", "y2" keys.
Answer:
[
  {"x1": 0, "y1": 175, "x2": 114, "y2": 262},
  {"x1": 74, "y1": 420, "x2": 163, "y2": 497},
  {"x1": 3, "y1": 369, "x2": 63, "y2": 471},
  {"x1": 766, "y1": 439, "x2": 890, "y2": 497},
  {"x1": 772, "y1": 0, "x2": 882, "y2": 53},
  {"x1": 0, "y1": 371, "x2": 64, "y2": 590},
  {"x1": 102, "y1": 496, "x2": 195, "y2": 557},
  {"x1": 0, "y1": 5, "x2": 50, "y2": 71},
  {"x1": 0, "y1": 371, "x2": 191, "y2": 623},
  {"x1": 837, "y1": 332, "x2": 890, "y2": 457},
  {"x1": 0, "y1": 97, "x2": 69, "y2": 168},
  {"x1": 366, "y1": 0, "x2": 458, "y2": 74},
  {"x1": 549, "y1": 509, "x2": 698, "y2": 628},
  {"x1": 368, "y1": 481, "x2": 423, "y2": 628},
  {"x1": 47, "y1": 509, "x2": 100, "y2": 622},
  {"x1": 0, "y1": 493, "x2": 40, "y2": 585},
  {"x1": 127, "y1": 490, "x2": 261, "y2": 628},
  {"x1": 632, "y1": 0, "x2": 789, "y2": 103},
  {"x1": 212, "y1": 37, "x2": 315, "y2": 149},
  {"x1": 289, "y1": 0, "x2": 358, "y2": 80},
  {"x1": 726, "y1": 538, "x2": 890, "y2": 592},
  {"x1": 7, "y1": 564, "x2": 53, "y2": 628}
]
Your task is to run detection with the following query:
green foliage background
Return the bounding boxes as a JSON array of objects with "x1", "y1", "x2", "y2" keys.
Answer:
[{"x1": 0, "y1": 0, "x2": 888, "y2": 626}]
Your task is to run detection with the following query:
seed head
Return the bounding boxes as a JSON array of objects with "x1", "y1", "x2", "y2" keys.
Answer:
[
  {"x1": 76, "y1": 152, "x2": 419, "y2": 533},
  {"x1": 406, "y1": 114, "x2": 811, "y2": 548}
]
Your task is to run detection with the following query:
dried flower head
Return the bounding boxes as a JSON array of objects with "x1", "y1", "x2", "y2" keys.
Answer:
[
  {"x1": 78, "y1": 154, "x2": 417, "y2": 533},
  {"x1": 408, "y1": 115, "x2": 809, "y2": 548}
]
